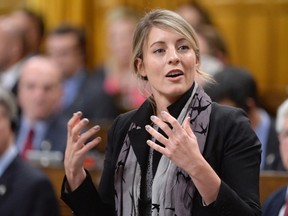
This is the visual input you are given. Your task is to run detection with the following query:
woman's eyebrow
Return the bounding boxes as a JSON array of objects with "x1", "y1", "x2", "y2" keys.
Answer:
[
  {"x1": 149, "y1": 38, "x2": 187, "y2": 48},
  {"x1": 149, "y1": 41, "x2": 165, "y2": 48}
]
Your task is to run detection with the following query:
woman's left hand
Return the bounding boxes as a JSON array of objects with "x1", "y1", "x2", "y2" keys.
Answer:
[
  {"x1": 146, "y1": 110, "x2": 221, "y2": 204},
  {"x1": 145, "y1": 111, "x2": 202, "y2": 173}
]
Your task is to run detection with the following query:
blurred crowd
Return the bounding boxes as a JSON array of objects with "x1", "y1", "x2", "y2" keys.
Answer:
[{"x1": 0, "y1": 2, "x2": 287, "y2": 215}]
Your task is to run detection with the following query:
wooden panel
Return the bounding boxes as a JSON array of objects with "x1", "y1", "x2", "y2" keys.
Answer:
[
  {"x1": 40, "y1": 166, "x2": 101, "y2": 216},
  {"x1": 40, "y1": 167, "x2": 72, "y2": 216},
  {"x1": 260, "y1": 171, "x2": 288, "y2": 205},
  {"x1": 199, "y1": 0, "x2": 288, "y2": 114},
  {"x1": 0, "y1": 0, "x2": 24, "y2": 11},
  {"x1": 15, "y1": 0, "x2": 288, "y2": 112},
  {"x1": 39, "y1": 167, "x2": 288, "y2": 214}
]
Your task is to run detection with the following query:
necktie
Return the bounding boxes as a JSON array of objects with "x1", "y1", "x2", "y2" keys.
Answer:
[{"x1": 22, "y1": 128, "x2": 34, "y2": 160}]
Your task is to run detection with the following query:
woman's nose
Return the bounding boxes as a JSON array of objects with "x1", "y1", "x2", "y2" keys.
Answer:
[{"x1": 168, "y1": 50, "x2": 180, "y2": 65}]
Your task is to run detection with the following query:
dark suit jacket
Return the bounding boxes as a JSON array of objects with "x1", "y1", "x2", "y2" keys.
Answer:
[
  {"x1": 61, "y1": 69, "x2": 119, "y2": 124},
  {"x1": 61, "y1": 101, "x2": 262, "y2": 216},
  {"x1": 263, "y1": 118, "x2": 284, "y2": 171},
  {"x1": 16, "y1": 114, "x2": 68, "y2": 154},
  {"x1": 0, "y1": 155, "x2": 60, "y2": 216},
  {"x1": 42, "y1": 114, "x2": 68, "y2": 153},
  {"x1": 262, "y1": 185, "x2": 287, "y2": 216}
]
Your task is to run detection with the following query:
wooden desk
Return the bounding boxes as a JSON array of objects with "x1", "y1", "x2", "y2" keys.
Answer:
[
  {"x1": 38, "y1": 166, "x2": 288, "y2": 215},
  {"x1": 39, "y1": 166, "x2": 101, "y2": 216},
  {"x1": 260, "y1": 171, "x2": 288, "y2": 204}
]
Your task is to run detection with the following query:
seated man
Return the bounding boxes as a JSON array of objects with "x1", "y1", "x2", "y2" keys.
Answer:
[
  {"x1": 16, "y1": 55, "x2": 67, "y2": 160},
  {"x1": 205, "y1": 66, "x2": 283, "y2": 170},
  {"x1": 45, "y1": 24, "x2": 119, "y2": 123},
  {"x1": 262, "y1": 99, "x2": 288, "y2": 215},
  {"x1": 0, "y1": 87, "x2": 59, "y2": 216}
]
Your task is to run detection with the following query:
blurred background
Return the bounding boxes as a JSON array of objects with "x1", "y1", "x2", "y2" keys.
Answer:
[
  {"x1": 0, "y1": 0, "x2": 287, "y2": 116},
  {"x1": 0, "y1": 1, "x2": 287, "y2": 215}
]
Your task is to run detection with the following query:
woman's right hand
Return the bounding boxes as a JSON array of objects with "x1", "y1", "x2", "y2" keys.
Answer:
[{"x1": 64, "y1": 111, "x2": 102, "y2": 191}]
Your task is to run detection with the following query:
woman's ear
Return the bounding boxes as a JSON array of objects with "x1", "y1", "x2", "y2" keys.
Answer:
[
  {"x1": 135, "y1": 57, "x2": 146, "y2": 78},
  {"x1": 196, "y1": 54, "x2": 200, "y2": 68},
  {"x1": 195, "y1": 62, "x2": 200, "y2": 70}
]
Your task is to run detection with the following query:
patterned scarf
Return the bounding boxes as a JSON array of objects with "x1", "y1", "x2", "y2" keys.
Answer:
[{"x1": 114, "y1": 83, "x2": 212, "y2": 216}]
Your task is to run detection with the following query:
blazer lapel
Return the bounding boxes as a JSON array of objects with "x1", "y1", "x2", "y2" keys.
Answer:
[
  {"x1": 128, "y1": 100, "x2": 153, "y2": 171},
  {"x1": 0, "y1": 157, "x2": 17, "y2": 203}
]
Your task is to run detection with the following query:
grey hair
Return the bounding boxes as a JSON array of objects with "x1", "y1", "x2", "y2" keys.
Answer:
[
  {"x1": 0, "y1": 87, "x2": 17, "y2": 122},
  {"x1": 276, "y1": 99, "x2": 288, "y2": 133}
]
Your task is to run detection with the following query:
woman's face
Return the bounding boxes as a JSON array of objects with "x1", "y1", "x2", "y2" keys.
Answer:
[{"x1": 137, "y1": 26, "x2": 198, "y2": 104}]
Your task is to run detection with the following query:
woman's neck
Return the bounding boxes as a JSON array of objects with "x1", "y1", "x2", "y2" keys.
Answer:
[{"x1": 153, "y1": 95, "x2": 173, "y2": 117}]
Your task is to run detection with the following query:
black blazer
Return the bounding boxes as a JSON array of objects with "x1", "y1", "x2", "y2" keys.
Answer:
[
  {"x1": 262, "y1": 185, "x2": 287, "y2": 216},
  {"x1": 0, "y1": 155, "x2": 60, "y2": 216},
  {"x1": 16, "y1": 114, "x2": 68, "y2": 154},
  {"x1": 263, "y1": 118, "x2": 284, "y2": 170},
  {"x1": 61, "y1": 102, "x2": 262, "y2": 216},
  {"x1": 61, "y1": 69, "x2": 119, "y2": 124}
]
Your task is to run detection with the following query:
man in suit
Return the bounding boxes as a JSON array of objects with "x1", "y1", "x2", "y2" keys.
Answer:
[
  {"x1": 45, "y1": 24, "x2": 119, "y2": 124},
  {"x1": 262, "y1": 99, "x2": 288, "y2": 216},
  {"x1": 205, "y1": 66, "x2": 283, "y2": 170},
  {"x1": 0, "y1": 87, "x2": 59, "y2": 216},
  {"x1": 10, "y1": 8, "x2": 45, "y2": 56},
  {"x1": 16, "y1": 55, "x2": 67, "y2": 160},
  {"x1": 0, "y1": 16, "x2": 28, "y2": 95}
]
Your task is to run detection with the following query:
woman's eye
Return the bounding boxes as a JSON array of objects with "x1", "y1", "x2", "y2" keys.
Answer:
[
  {"x1": 178, "y1": 45, "x2": 190, "y2": 51},
  {"x1": 153, "y1": 48, "x2": 165, "y2": 54}
]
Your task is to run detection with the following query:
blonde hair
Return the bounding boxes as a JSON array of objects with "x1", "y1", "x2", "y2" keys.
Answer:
[
  {"x1": 132, "y1": 9, "x2": 201, "y2": 77},
  {"x1": 131, "y1": 9, "x2": 213, "y2": 99}
]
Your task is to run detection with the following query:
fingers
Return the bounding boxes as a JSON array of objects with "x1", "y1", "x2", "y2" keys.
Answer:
[
  {"x1": 77, "y1": 125, "x2": 101, "y2": 147},
  {"x1": 148, "y1": 111, "x2": 182, "y2": 136},
  {"x1": 71, "y1": 118, "x2": 89, "y2": 142},
  {"x1": 66, "y1": 112, "x2": 102, "y2": 153},
  {"x1": 80, "y1": 136, "x2": 102, "y2": 154},
  {"x1": 146, "y1": 112, "x2": 200, "y2": 171},
  {"x1": 145, "y1": 111, "x2": 179, "y2": 154},
  {"x1": 64, "y1": 112, "x2": 102, "y2": 190},
  {"x1": 146, "y1": 139, "x2": 166, "y2": 155},
  {"x1": 67, "y1": 111, "x2": 83, "y2": 135},
  {"x1": 183, "y1": 116, "x2": 193, "y2": 136},
  {"x1": 145, "y1": 124, "x2": 168, "y2": 145},
  {"x1": 145, "y1": 111, "x2": 192, "y2": 153},
  {"x1": 145, "y1": 117, "x2": 169, "y2": 155},
  {"x1": 157, "y1": 111, "x2": 183, "y2": 133}
]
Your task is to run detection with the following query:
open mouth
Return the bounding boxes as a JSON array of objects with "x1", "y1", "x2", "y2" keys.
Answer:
[{"x1": 166, "y1": 71, "x2": 184, "y2": 78}]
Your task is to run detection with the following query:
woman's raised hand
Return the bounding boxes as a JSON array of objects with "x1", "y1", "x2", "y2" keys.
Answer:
[
  {"x1": 145, "y1": 111, "x2": 202, "y2": 174},
  {"x1": 64, "y1": 111, "x2": 102, "y2": 191}
]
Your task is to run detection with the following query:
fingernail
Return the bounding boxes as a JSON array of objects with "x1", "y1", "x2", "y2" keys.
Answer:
[
  {"x1": 76, "y1": 111, "x2": 82, "y2": 116},
  {"x1": 83, "y1": 118, "x2": 89, "y2": 123},
  {"x1": 150, "y1": 115, "x2": 156, "y2": 121},
  {"x1": 94, "y1": 125, "x2": 100, "y2": 130},
  {"x1": 145, "y1": 125, "x2": 151, "y2": 130}
]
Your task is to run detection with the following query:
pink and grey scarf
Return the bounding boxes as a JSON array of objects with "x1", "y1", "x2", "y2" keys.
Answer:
[{"x1": 114, "y1": 83, "x2": 212, "y2": 216}]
